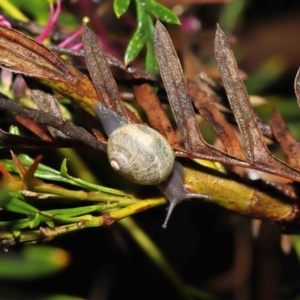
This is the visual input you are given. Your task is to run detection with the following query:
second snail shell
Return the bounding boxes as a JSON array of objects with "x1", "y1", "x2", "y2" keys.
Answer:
[{"x1": 107, "y1": 124, "x2": 175, "y2": 185}]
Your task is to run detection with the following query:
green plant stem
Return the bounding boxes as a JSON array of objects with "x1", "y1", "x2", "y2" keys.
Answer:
[
  {"x1": 31, "y1": 184, "x2": 136, "y2": 204},
  {"x1": 119, "y1": 218, "x2": 190, "y2": 300},
  {"x1": 0, "y1": 198, "x2": 166, "y2": 244}
]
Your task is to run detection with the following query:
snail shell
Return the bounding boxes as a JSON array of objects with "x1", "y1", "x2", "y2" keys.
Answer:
[{"x1": 107, "y1": 124, "x2": 175, "y2": 185}]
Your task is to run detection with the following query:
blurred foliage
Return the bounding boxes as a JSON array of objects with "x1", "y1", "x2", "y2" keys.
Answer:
[
  {"x1": 0, "y1": 246, "x2": 69, "y2": 280},
  {"x1": 114, "y1": 0, "x2": 180, "y2": 73}
]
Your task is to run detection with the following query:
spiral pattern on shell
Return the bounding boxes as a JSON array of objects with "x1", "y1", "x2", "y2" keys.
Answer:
[{"x1": 107, "y1": 124, "x2": 175, "y2": 185}]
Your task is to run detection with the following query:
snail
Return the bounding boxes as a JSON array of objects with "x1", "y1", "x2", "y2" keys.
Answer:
[
  {"x1": 107, "y1": 123, "x2": 175, "y2": 185},
  {"x1": 94, "y1": 102, "x2": 211, "y2": 228}
]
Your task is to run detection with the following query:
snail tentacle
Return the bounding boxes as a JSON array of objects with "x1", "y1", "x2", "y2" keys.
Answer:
[{"x1": 159, "y1": 161, "x2": 212, "y2": 229}]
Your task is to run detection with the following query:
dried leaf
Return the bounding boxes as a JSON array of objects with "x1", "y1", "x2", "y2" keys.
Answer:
[
  {"x1": 0, "y1": 128, "x2": 57, "y2": 148},
  {"x1": 133, "y1": 83, "x2": 182, "y2": 149},
  {"x1": 0, "y1": 24, "x2": 98, "y2": 116},
  {"x1": 270, "y1": 109, "x2": 300, "y2": 169},
  {"x1": 188, "y1": 80, "x2": 245, "y2": 159},
  {"x1": 215, "y1": 25, "x2": 260, "y2": 161},
  {"x1": 82, "y1": 26, "x2": 128, "y2": 119},
  {"x1": 11, "y1": 151, "x2": 26, "y2": 178},
  {"x1": 24, "y1": 78, "x2": 66, "y2": 139},
  {"x1": 0, "y1": 25, "x2": 71, "y2": 81},
  {"x1": 154, "y1": 21, "x2": 246, "y2": 167},
  {"x1": 0, "y1": 95, "x2": 105, "y2": 152},
  {"x1": 47, "y1": 45, "x2": 159, "y2": 83},
  {"x1": 154, "y1": 21, "x2": 205, "y2": 152},
  {"x1": 22, "y1": 155, "x2": 43, "y2": 186},
  {"x1": 13, "y1": 115, "x2": 53, "y2": 142},
  {"x1": 214, "y1": 25, "x2": 300, "y2": 182},
  {"x1": 295, "y1": 67, "x2": 300, "y2": 109}
]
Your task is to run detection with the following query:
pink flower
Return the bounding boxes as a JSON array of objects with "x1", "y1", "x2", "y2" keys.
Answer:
[{"x1": 0, "y1": 15, "x2": 12, "y2": 28}]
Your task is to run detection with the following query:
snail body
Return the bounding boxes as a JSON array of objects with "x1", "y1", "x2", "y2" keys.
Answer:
[
  {"x1": 107, "y1": 124, "x2": 175, "y2": 185},
  {"x1": 94, "y1": 102, "x2": 211, "y2": 228}
]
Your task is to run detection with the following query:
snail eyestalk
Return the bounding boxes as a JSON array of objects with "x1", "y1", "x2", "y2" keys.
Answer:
[{"x1": 159, "y1": 161, "x2": 212, "y2": 229}]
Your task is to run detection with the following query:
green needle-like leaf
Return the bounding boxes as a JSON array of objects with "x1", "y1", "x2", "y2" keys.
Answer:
[
  {"x1": 144, "y1": 0, "x2": 180, "y2": 24},
  {"x1": 2, "y1": 155, "x2": 78, "y2": 186},
  {"x1": 124, "y1": 28, "x2": 148, "y2": 65},
  {"x1": 114, "y1": 0, "x2": 131, "y2": 18},
  {"x1": 120, "y1": 0, "x2": 180, "y2": 70},
  {"x1": 0, "y1": 203, "x2": 119, "y2": 231},
  {"x1": 2, "y1": 155, "x2": 128, "y2": 196},
  {"x1": 46, "y1": 204, "x2": 118, "y2": 218},
  {"x1": 30, "y1": 215, "x2": 43, "y2": 229},
  {"x1": 124, "y1": 0, "x2": 149, "y2": 66},
  {"x1": 145, "y1": 14, "x2": 159, "y2": 73},
  {"x1": 59, "y1": 159, "x2": 128, "y2": 195},
  {"x1": 0, "y1": 190, "x2": 38, "y2": 216}
]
